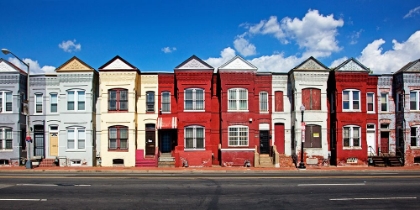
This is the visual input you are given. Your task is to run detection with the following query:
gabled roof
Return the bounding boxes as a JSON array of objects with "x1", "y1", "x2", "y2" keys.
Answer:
[
  {"x1": 291, "y1": 56, "x2": 329, "y2": 71},
  {"x1": 98, "y1": 55, "x2": 139, "y2": 72},
  {"x1": 218, "y1": 55, "x2": 257, "y2": 71},
  {"x1": 56, "y1": 56, "x2": 95, "y2": 72},
  {"x1": 394, "y1": 58, "x2": 420, "y2": 74},
  {"x1": 0, "y1": 58, "x2": 27, "y2": 75},
  {"x1": 333, "y1": 57, "x2": 369, "y2": 72},
  {"x1": 175, "y1": 55, "x2": 214, "y2": 70}
]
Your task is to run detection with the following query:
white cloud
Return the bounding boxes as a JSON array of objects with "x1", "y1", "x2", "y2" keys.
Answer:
[
  {"x1": 250, "y1": 52, "x2": 302, "y2": 72},
  {"x1": 58, "y1": 39, "x2": 81, "y2": 53},
  {"x1": 404, "y1": 6, "x2": 420, "y2": 19},
  {"x1": 8, "y1": 57, "x2": 56, "y2": 74},
  {"x1": 330, "y1": 30, "x2": 420, "y2": 74},
  {"x1": 233, "y1": 35, "x2": 256, "y2": 56},
  {"x1": 349, "y1": 29, "x2": 364, "y2": 45},
  {"x1": 204, "y1": 47, "x2": 236, "y2": 68},
  {"x1": 247, "y1": 16, "x2": 287, "y2": 42},
  {"x1": 329, "y1": 57, "x2": 348, "y2": 69},
  {"x1": 162, "y1": 47, "x2": 177, "y2": 53}
]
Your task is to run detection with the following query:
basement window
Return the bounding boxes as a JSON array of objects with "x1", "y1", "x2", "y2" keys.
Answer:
[
  {"x1": 113, "y1": 159, "x2": 124, "y2": 166},
  {"x1": 414, "y1": 157, "x2": 420, "y2": 164},
  {"x1": 0, "y1": 159, "x2": 9, "y2": 165}
]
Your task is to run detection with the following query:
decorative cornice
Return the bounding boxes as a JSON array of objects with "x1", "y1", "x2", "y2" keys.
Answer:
[
  {"x1": 58, "y1": 73, "x2": 93, "y2": 83},
  {"x1": 100, "y1": 72, "x2": 137, "y2": 82},
  {"x1": 141, "y1": 75, "x2": 158, "y2": 84},
  {"x1": 0, "y1": 75, "x2": 19, "y2": 84}
]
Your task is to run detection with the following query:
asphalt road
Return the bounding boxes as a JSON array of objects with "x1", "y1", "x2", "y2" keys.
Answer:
[{"x1": 0, "y1": 172, "x2": 419, "y2": 210}]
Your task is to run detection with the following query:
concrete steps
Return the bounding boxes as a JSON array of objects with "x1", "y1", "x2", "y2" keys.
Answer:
[
  {"x1": 259, "y1": 154, "x2": 273, "y2": 168},
  {"x1": 158, "y1": 153, "x2": 175, "y2": 168}
]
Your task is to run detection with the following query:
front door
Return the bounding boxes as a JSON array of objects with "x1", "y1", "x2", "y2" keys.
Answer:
[
  {"x1": 49, "y1": 133, "x2": 58, "y2": 156},
  {"x1": 145, "y1": 131, "x2": 155, "y2": 156},
  {"x1": 161, "y1": 132, "x2": 171, "y2": 153},
  {"x1": 367, "y1": 131, "x2": 375, "y2": 156},
  {"x1": 380, "y1": 132, "x2": 389, "y2": 154},
  {"x1": 34, "y1": 125, "x2": 45, "y2": 157},
  {"x1": 260, "y1": 131, "x2": 270, "y2": 154}
]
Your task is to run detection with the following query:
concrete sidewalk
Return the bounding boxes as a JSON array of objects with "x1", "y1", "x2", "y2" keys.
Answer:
[{"x1": 1, "y1": 165, "x2": 420, "y2": 173}]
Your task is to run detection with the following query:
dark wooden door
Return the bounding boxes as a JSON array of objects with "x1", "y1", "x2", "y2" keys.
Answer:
[
  {"x1": 380, "y1": 132, "x2": 389, "y2": 154},
  {"x1": 145, "y1": 131, "x2": 155, "y2": 155},
  {"x1": 260, "y1": 131, "x2": 270, "y2": 154},
  {"x1": 304, "y1": 125, "x2": 322, "y2": 148}
]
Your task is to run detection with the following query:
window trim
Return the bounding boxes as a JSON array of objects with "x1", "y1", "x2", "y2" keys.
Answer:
[
  {"x1": 161, "y1": 91, "x2": 171, "y2": 113},
  {"x1": 0, "y1": 127, "x2": 13, "y2": 150},
  {"x1": 184, "y1": 88, "x2": 205, "y2": 111},
  {"x1": 184, "y1": 125, "x2": 205, "y2": 150},
  {"x1": 410, "y1": 90, "x2": 420, "y2": 111},
  {"x1": 34, "y1": 93, "x2": 43, "y2": 114},
  {"x1": 302, "y1": 88, "x2": 321, "y2": 110},
  {"x1": 67, "y1": 90, "x2": 86, "y2": 111},
  {"x1": 0, "y1": 91, "x2": 13, "y2": 113},
  {"x1": 380, "y1": 93, "x2": 388, "y2": 112},
  {"x1": 342, "y1": 89, "x2": 361, "y2": 112},
  {"x1": 50, "y1": 93, "x2": 58, "y2": 113},
  {"x1": 108, "y1": 88, "x2": 128, "y2": 112},
  {"x1": 108, "y1": 125, "x2": 129, "y2": 151},
  {"x1": 366, "y1": 92, "x2": 375, "y2": 113},
  {"x1": 66, "y1": 127, "x2": 86, "y2": 151},
  {"x1": 228, "y1": 88, "x2": 248, "y2": 112},
  {"x1": 410, "y1": 126, "x2": 420, "y2": 147},
  {"x1": 228, "y1": 125, "x2": 249, "y2": 147},
  {"x1": 146, "y1": 91, "x2": 155, "y2": 113},
  {"x1": 259, "y1": 91, "x2": 268, "y2": 113},
  {"x1": 343, "y1": 125, "x2": 361, "y2": 149}
]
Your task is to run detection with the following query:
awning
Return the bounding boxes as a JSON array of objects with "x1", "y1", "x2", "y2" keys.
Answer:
[{"x1": 157, "y1": 117, "x2": 177, "y2": 129}]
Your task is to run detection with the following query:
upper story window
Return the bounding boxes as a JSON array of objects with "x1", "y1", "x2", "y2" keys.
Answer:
[
  {"x1": 67, "y1": 127, "x2": 85, "y2": 150},
  {"x1": 411, "y1": 126, "x2": 420, "y2": 147},
  {"x1": 228, "y1": 88, "x2": 248, "y2": 111},
  {"x1": 35, "y1": 93, "x2": 43, "y2": 114},
  {"x1": 380, "y1": 93, "x2": 388, "y2": 112},
  {"x1": 184, "y1": 88, "x2": 204, "y2": 111},
  {"x1": 343, "y1": 125, "x2": 361, "y2": 148},
  {"x1": 108, "y1": 89, "x2": 128, "y2": 112},
  {"x1": 397, "y1": 92, "x2": 404, "y2": 112},
  {"x1": 50, "y1": 93, "x2": 58, "y2": 113},
  {"x1": 367, "y1": 92, "x2": 375, "y2": 112},
  {"x1": 67, "y1": 90, "x2": 85, "y2": 111},
  {"x1": 109, "y1": 126, "x2": 128, "y2": 150},
  {"x1": 302, "y1": 88, "x2": 321, "y2": 110},
  {"x1": 146, "y1": 91, "x2": 155, "y2": 112},
  {"x1": 0, "y1": 91, "x2": 12, "y2": 113},
  {"x1": 410, "y1": 90, "x2": 420, "y2": 111},
  {"x1": 0, "y1": 127, "x2": 12, "y2": 150},
  {"x1": 161, "y1": 91, "x2": 170, "y2": 113},
  {"x1": 184, "y1": 126, "x2": 204, "y2": 150},
  {"x1": 274, "y1": 91, "x2": 284, "y2": 112},
  {"x1": 228, "y1": 125, "x2": 249, "y2": 147},
  {"x1": 259, "y1": 92, "x2": 268, "y2": 113},
  {"x1": 343, "y1": 89, "x2": 360, "y2": 111}
]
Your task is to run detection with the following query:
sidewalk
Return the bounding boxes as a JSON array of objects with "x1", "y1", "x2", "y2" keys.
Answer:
[{"x1": 1, "y1": 165, "x2": 420, "y2": 173}]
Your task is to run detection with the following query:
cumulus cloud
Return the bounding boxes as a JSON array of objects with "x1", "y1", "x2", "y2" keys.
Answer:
[
  {"x1": 162, "y1": 47, "x2": 177, "y2": 53},
  {"x1": 7, "y1": 57, "x2": 55, "y2": 74},
  {"x1": 58, "y1": 39, "x2": 81, "y2": 53},
  {"x1": 404, "y1": 6, "x2": 420, "y2": 19},
  {"x1": 330, "y1": 30, "x2": 420, "y2": 74},
  {"x1": 204, "y1": 47, "x2": 236, "y2": 68},
  {"x1": 233, "y1": 35, "x2": 256, "y2": 56}
]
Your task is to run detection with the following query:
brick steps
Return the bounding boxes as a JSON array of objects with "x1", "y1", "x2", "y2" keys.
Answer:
[{"x1": 37, "y1": 159, "x2": 59, "y2": 168}]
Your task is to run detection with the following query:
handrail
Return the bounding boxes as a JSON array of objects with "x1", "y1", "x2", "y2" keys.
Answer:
[{"x1": 368, "y1": 146, "x2": 376, "y2": 157}]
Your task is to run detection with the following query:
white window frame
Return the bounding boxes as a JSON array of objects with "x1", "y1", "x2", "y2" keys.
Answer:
[
  {"x1": 342, "y1": 89, "x2": 360, "y2": 112},
  {"x1": 410, "y1": 90, "x2": 420, "y2": 111},
  {"x1": 0, "y1": 91, "x2": 13, "y2": 113},
  {"x1": 184, "y1": 126, "x2": 205, "y2": 150},
  {"x1": 380, "y1": 93, "x2": 388, "y2": 112},
  {"x1": 184, "y1": 88, "x2": 204, "y2": 111},
  {"x1": 0, "y1": 127, "x2": 13, "y2": 150},
  {"x1": 66, "y1": 127, "x2": 86, "y2": 151},
  {"x1": 366, "y1": 92, "x2": 375, "y2": 113},
  {"x1": 259, "y1": 91, "x2": 268, "y2": 113},
  {"x1": 228, "y1": 88, "x2": 248, "y2": 112},
  {"x1": 67, "y1": 90, "x2": 86, "y2": 111},
  {"x1": 343, "y1": 125, "x2": 361, "y2": 148},
  {"x1": 161, "y1": 91, "x2": 171, "y2": 113},
  {"x1": 50, "y1": 93, "x2": 58, "y2": 113},
  {"x1": 410, "y1": 126, "x2": 420, "y2": 147},
  {"x1": 34, "y1": 93, "x2": 43, "y2": 114},
  {"x1": 228, "y1": 125, "x2": 249, "y2": 147}
]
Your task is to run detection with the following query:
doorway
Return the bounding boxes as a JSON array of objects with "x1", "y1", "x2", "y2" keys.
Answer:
[
  {"x1": 260, "y1": 131, "x2": 270, "y2": 154},
  {"x1": 145, "y1": 124, "x2": 156, "y2": 156},
  {"x1": 380, "y1": 132, "x2": 389, "y2": 154},
  {"x1": 34, "y1": 124, "x2": 45, "y2": 157}
]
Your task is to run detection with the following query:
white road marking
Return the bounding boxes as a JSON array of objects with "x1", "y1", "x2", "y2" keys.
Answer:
[
  {"x1": 74, "y1": 184, "x2": 91, "y2": 187},
  {"x1": 369, "y1": 173, "x2": 399, "y2": 175},
  {"x1": 298, "y1": 183, "x2": 366, "y2": 186},
  {"x1": 0, "y1": 199, "x2": 47, "y2": 201},
  {"x1": 330, "y1": 197, "x2": 417, "y2": 201},
  {"x1": 16, "y1": 184, "x2": 57, "y2": 187}
]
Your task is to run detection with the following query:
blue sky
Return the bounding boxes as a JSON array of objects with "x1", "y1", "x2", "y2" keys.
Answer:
[{"x1": 1, "y1": 0, "x2": 420, "y2": 74}]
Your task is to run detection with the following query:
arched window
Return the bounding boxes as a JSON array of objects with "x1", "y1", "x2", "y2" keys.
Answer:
[
  {"x1": 184, "y1": 88, "x2": 204, "y2": 111},
  {"x1": 67, "y1": 127, "x2": 85, "y2": 150},
  {"x1": 184, "y1": 126, "x2": 204, "y2": 149},
  {"x1": 343, "y1": 125, "x2": 361, "y2": 148},
  {"x1": 259, "y1": 91, "x2": 268, "y2": 113},
  {"x1": 302, "y1": 88, "x2": 321, "y2": 110},
  {"x1": 109, "y1": 126, "x2": 128, "y2": 150},
  {"x1": 228, "y1": 88, "x2": 248, "y2": 111},
  {"x1": 161, "y1": 91, "x2": 171, "y2": 113}
]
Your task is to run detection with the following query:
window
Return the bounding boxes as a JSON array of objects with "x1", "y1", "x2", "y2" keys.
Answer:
[
  {"x1": 274, "y1": 91, "x2": 284, "y2": 112},
  {"x1": 259, "y1": 92, "x2": 268, "y2": 113},
  {"x1": 367, "y1": 93, "x2": 374, "y2": 112},
  {"x1": 302, "y1": 88, "x2": 321, "y2": 110},
  {"x1": 146, "y1": 91, "x2": 155, "y2": 112},
  {"x1": 184, "y1": 126, "x2": 204, "y2": 149},
  {"x1": 161, "y1": 91, "x2": 170, "y2": 113},
  {"x1": 184, "y1": 88, "x2": 204, "y2": 111},
  {"x1": 228, "y1": 88, "x2": 248, "y2": 111},
  {"x1": 50, "y1": 93, "x2": 58, "y2": 113},
  {"x1": 0, "y1": 91, "x2": 13, "y2": 113},
  {"x1": 0, "y1": 127, "x2": 12, "y2": 150},
  {"x1": 67, "y1": 90, "x2": 85, "y2": 111},
  {"x1": 343, "y1": 90, "x2": 360, "y2": 111},
  {"x1": 35, "y1": 93, "x2": 43, "y2": 114},
  {"x1": 67, "y1": 128, "x2": 85, "y2": 150},
  {"x1": 410, "y1": 126, "x2": 420, "y2": 147},
  {"x1": 380, "y1": 93, "x2": 388, "y2": 112},
  {"x1": 108, "y1": 89, "x2": 128, "y2": 111},
  {"x1": 410, "y1": 90, "x2": 420, "y2": 111},
  {"x1": 343, "y1": 126, "x2": 361, "y2": 147},
  {"x1": 109, "y1": 126, "x2": 128, "y2": 150},
  {"x1": 397, "y1": 92, "x2": 404, "y2": 112},
  {"x1": 228, "y1": 126, "x2": 249, "y2": 146}
]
